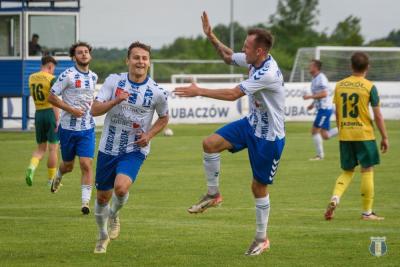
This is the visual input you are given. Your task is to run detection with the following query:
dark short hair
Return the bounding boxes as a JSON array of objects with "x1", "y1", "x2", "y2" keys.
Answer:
[
  {"x1": 32, "y1": 33, "x2": 39, "y2": 39},
  {"x1": 351, "y1": 52, "x2": 369, "y2": 72},
  {"x1": 247, "y1": 28, "x2": 274, "y2": 51},
  {"x1": 127, "y1": 41, "x2": 151, "y2": 58},
  {"x1": 41, "y1": 55, "x2": 57, "y2": 66},
  {"x1": 69, "y1": 42, "x2": 92, "y2": 58},
  {"x1": 311, "y1": 59, "x2": 322, "y2": 70}
]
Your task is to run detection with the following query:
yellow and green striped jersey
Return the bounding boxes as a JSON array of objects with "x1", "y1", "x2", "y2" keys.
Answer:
[
  {"x1": 333, "y1": 75, "x2": 380, "y2": 141},
  {"x1": 29, "y1": 71, "x2": 56, "y2": 110}
]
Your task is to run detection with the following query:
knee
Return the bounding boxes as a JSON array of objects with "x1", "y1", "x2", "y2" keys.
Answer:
[
  {"x1": 48, "y1": 145, "x2": 58, "y2": 154},
  {"x1": 202, "y1": 138, "x2": 217, "y2": 153},
  {"x1": 251, "y1": 180, "x2": 268, "y2": 198},
  {"x1": 97, "y1": 194, "x2": 110, "y2": 204},
  {"x1": 321, "y1": 132, "x2": 329, "y2": 140},
  {"x1": 62, "y1": 163, "x2": 74, "y2": 173},
  {"x1": 80, "y1": 161, "x2": 92, "y2": 174},
  {"x1": 114, "y1": 185, "x2": 128, "y2": 197}
]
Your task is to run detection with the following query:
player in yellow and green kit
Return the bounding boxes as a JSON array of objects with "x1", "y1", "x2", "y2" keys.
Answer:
[
  {"x1": 25, "y1": 56, "x2": 60, "y2": 187},
  {"x1": 324, "y1": 52, "x2": 389, "y2": 221}
]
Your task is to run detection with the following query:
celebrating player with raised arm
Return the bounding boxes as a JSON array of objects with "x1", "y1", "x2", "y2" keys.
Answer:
[
  {"x1": 174, "y1": 12, "x2": 286, "y2": 256},
  {"x1": 91, "y1": 42, "x2": 169, "y2": 254},
  {"x1": 48, "y1": 42, "x2": 98, "y2": 215}
]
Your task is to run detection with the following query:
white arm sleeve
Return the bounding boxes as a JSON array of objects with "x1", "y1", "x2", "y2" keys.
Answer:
[
  {"x1": 95, "y1": 74, "x2": 118, "y2": 102},
  {"x1": 51, "y1": 72, "x2": 70, "y2": 96},
  {"x1": 231, "y1": 53, "x2": 250, "y2": 68},
  {"x1": 239, "y1": 73, "x2": 275, "y2": 95},
  {"x1": 314, "y1": 74, "x2": 329, "y2": 92},
  {"x1": 155, "y1": 88, "x2": 169, "y2": 117}
]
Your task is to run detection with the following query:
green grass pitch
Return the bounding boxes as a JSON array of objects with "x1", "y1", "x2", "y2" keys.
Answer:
[{"x1": 0, "y1": 121, "x2": 399, "y2": 266}]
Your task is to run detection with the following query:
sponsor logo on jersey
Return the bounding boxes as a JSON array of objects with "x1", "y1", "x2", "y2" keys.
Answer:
[{"x1": 142, "y1": 87, "x2": 153, "y2": 107}]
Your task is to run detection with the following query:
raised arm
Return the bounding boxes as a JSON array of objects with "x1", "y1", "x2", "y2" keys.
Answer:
[{"x1": 202, "y1": 11, "x2": 233, "y2": 64}]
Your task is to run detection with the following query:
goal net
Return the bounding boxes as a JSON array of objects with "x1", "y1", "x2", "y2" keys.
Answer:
[{"x1": 289, "y1": 46, "x2": 400, "y2": 82}]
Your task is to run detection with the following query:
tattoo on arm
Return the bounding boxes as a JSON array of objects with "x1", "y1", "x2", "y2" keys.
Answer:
[{"x1": 209, "y1": 35, "x2": 233, "y2": 62}]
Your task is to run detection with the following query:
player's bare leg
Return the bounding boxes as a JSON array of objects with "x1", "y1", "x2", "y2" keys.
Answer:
[{"x1": 109, "y1": 174, "x2": 132, "y2": 239}]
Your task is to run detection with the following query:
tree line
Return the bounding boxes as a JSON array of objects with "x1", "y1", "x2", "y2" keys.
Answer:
[{"x1": 91, "y1": 0, "x2": 400, "y2": 83}]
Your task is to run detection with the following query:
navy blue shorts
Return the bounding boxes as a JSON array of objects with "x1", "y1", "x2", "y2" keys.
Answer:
[
  {"x1": 58, "y1": 127, "x2": 95, "y2": 161},
  {"x1": 95, "y1": 151, "x2": 145, "y2": 191},
  {"x1": 215, "y1": 118, "x2": 285, "y2": 185},
  {"x1": 313, "y1": 108, "x2": 333, "y2": 130}
]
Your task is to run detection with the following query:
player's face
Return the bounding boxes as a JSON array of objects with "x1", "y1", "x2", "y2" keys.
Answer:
[
  {"x1": 309, "y1": 62, "x2": 318, "y2": 75},
  {"x1": 242, "y1": 35, "x2": 260, "y2": 65},
  {"x1": 126, "y1": 47, "x2": 150, "y2": 77},
  {"x1": 73, "y1": 46, "x2": 92, "y2": 67}
]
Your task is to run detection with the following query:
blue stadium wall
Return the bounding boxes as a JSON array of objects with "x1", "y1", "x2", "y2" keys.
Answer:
[{"x1": 0, "y1": 60, "x2": 74, "y2": 97}]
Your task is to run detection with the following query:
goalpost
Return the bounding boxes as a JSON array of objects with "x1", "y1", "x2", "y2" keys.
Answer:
[{"x1": 289, "y1": 46, "x2": 400, "y2": 82}]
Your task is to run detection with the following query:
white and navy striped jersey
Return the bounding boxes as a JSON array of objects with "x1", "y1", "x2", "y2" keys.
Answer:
[
  {"x1": 310, "y1": 72, "x2": 332, "y2": 110},
  {"x1": 232, "y1": 53, "x2": 285, "y2": 141},
  {"x1": 51, "y1": 66, "x2": 97, "y2": 131},
  {"x1": 95, "y1": 73, "x2": 169, "y2": 156}
]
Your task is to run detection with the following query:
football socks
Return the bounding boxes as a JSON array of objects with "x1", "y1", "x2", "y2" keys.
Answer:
[
  {"x1": 312, "y1": 133, "x2": 324, "y2": 158},
  {"x1": 81, "y1": 184, "x2": 93, "y2": 205},
  {"x1": 255, "y1": 195, "x2": 270, "y2": 241},
  {"x1": 95, "y1": 200, "x2": 109, "y2": 240},
  {"x1": 48, "y1": 167, "x2": 57, "y2": 181},
  {"x1": 361, "y1": 171, "x2": 374, "y2": 214},
  {"x1": 332, "y1": 170, "x2": 355, "y2": 198},
  {"x1": 110, "y1": 192, "x2": 129, "y2": 218},
  {"x1": 203, "y1": 152, "x2": 220, "y2": 195}
]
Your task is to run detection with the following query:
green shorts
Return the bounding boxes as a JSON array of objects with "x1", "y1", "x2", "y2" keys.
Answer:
[
  {"x1": 339, "y1": 140, "x2": 380, "y2": 170},
  {"x1": 34, "y1": 108, "x2": 59, "y2": 144}
]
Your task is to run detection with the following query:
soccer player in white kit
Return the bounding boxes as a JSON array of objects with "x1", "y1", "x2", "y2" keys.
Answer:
[
  {"x1": 48, "y1": 42, "x2": 97, "y2": 215},
  {"x1": 91, "y1": 42, "x2": 169, "y2": 253},
  {"x1": 174, "y1": 12, "x2": 285, "y2": 256},
  {"x1": 303, "y1": 60, "x2": 338, "y2": 160}
]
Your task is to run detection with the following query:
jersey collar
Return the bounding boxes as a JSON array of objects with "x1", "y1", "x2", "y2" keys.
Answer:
[
  {"x1": 128, "y1": 75, "x2": 149, "y2": 87},
  {"x1": 252, "y1": 55, "x2": 271, "y2": 70},
  {"x1": 74, "y1": 65, "x2": 89, "y2": 75}
]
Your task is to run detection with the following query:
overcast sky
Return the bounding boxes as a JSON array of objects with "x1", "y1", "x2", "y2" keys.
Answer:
[{"x1": 80, "y1": 0, "x2": 399, "y2": 49}]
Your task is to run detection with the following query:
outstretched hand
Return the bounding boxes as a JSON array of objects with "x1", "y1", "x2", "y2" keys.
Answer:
[
  {"x1": 174, "y1": 83, "x2": 201, "y2": 97},
  {"x1": 201, "y1": 11, "x2": 212, "y2": 37}
]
